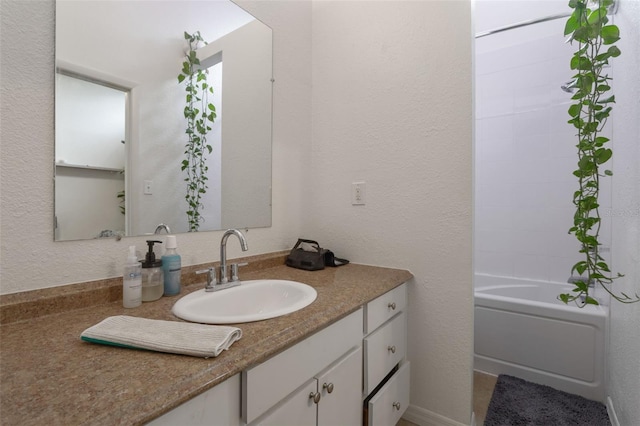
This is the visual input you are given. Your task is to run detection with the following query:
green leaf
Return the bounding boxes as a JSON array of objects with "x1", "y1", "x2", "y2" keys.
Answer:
[
  {"x1": 594, "y1": 137, "x2": 610, "y2": 146},
  {"x1": 601, "y1": 25, "x2": 620, "y2": 44},
  {"x1": 571, "y1": 55, "x2": 592, "y2": 70},
  {"x1": 568, "y1": 104, "x2": 581, "y2": 117},
  {"x1": 564, "y1": 14, "x2": 578, "y2": 35},
  {"x1": 595, "y1": 148, "x2": 612, "y2": 164},
  {"x1": 572, "y1": 261, "x2": 588, "y2": 276},
  {"x1": 587, "y1": 7, "x2": 608, "y2": 26},
  {"x1": 607, "y1": 45, "x2": 621, "y2": 57},
  {"x1": 578, "y1": 156, "x2": 595, "y2": 173},
  {"x1": 575, "y1": 280, "x2": 589, "y2": 292},
  {"x1": 597, "y1": 95, "x2": 615, "y2": 104},
  {"x1": 573, "y1": 25, "x2": 595, "y2": 43},
  {"x1": 584, "y1": 296, "x2": 599, "y2": 305},
  {"x1": 604, "y1": 169, "x2": 613, "y2": 176},
  {"x1": 595, "y1": 106, "x2": 612, "y2": 121}
]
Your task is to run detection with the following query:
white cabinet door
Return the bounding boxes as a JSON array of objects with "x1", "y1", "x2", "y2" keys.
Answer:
[
  {"x1": 317, "y1": 346, "x2": 363, "y2": 426},
  {"x1": 255, "y1": 379, "x2": 318, "y2": 426},
  {"x1": 147, "y1": 374, "x2": 241, "y2": 426},
  {"x1": 243, "y1": 308, "x2": 363, "y2": 424}
]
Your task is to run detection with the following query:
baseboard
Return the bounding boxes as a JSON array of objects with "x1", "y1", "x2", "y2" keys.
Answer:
[
  {"x1": 606, "y1": 397, "x2": 620, "y2": 426},
  {"x1": 403, "y1": 404, "x2": 468, "y2": 426}
]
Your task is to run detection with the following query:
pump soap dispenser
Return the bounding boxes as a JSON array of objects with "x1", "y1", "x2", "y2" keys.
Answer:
[{"x1": 141, "y1": 240, "x2": 164, "y2": 302}]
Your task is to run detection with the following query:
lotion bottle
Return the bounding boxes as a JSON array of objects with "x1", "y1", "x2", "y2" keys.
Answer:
[
  {"x1": 162, "y1": 235, "x2": 182, "y2": 296},
  {"x1": 123, "y1": 245, "x2": 142, "y2": 308}
]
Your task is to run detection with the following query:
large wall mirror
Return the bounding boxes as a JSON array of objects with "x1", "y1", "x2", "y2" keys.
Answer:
[{"x1": 54, "y1": 0, "x2": 273, "y2": 241}]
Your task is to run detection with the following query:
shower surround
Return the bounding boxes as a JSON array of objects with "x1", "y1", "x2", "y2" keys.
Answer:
[{"x1": 474, "y1": 16, "x2": 613, "y2": 285}]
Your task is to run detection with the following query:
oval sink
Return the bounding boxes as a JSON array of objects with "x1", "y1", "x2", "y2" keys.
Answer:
[{"x1": 172, "y1": 279, "x2": 317, "y2": 324}]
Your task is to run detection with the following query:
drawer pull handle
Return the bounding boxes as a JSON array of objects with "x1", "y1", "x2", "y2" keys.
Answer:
[
  {"x1": 323, "y1": 382, "x2": 334, "y2": 394},
  {"x1": 388, "y1": 302, "x2": 397, "y2": 310},
  {"x1": 393, "y1": 401, "x2": 401, "y2": 411},
  {"x1": 309, "y1": 392, "x2": 321, "y2": 404},
  {"x1": 387, "y1": 345, "x2": 396, "y2": 354}
]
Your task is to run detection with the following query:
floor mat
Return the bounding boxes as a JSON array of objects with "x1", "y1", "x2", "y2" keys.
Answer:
[{"x1": 484, "y1": 374, "x2": 610, "y2": 426}]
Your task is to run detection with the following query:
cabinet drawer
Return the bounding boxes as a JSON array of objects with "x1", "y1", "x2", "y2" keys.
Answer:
[
  {"x1": 366, "y1": 361, "x2": 410, "y2": 426},
  {"x1": 243, "y1": 308, "x2": 363, "y2": 424},
  {"x1": 364, "y1": 284, "x2": 407, "y2": 334},
  {"x1": 364, "y1": 311, "x2": 406, "y2": 395}
]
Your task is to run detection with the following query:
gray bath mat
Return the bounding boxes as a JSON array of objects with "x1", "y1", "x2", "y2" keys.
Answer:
[{"x1": 484, "y1": 374, "x2": 610, "y2": 426}]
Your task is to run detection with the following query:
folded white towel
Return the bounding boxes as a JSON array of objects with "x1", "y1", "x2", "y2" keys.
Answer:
[{"x1": 80, "y1": 315, "x2": 242, "y2": 358}]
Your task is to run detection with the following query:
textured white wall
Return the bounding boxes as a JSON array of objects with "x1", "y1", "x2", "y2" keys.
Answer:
[
  {"x1": 309, "y1": 1, "x2": 473, "y2": 424},
  {"x1": 608, "y1": 0, "x2": 640, "y2": 423},
  {"x1": 0, "y1": 0, "x2": 311, "y2": 294}
]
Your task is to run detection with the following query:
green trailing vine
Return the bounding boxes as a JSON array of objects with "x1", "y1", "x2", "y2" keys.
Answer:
[
  {"x1": 561, "y1": 0, "x2": 639, "y2": 306},
  {"x1": 178, "y1": 31, "x2": 216, "y2": 232}
]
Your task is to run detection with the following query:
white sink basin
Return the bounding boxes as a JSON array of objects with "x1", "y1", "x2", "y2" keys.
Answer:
[{"x1": 172, "y1": 279, "x2": 317, "y2": 324}]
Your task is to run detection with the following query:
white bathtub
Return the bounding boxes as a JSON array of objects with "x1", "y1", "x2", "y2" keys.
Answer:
[{"x1": 474, "y1": 274, "x2": 607, "y2": 402}]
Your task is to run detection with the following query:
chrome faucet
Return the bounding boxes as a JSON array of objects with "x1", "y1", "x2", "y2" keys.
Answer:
[
  {"x1": 219, "y1": 229, "x2": 248, "y2": 284},
  {"x1": 197, "y1": 229, "x2": 249, "y2": 292},
  {"x1": 154, "y1": 223, "x2": 171, "y2": 234}
]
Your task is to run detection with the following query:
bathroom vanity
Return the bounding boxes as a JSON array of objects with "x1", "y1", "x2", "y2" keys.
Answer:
[
  {"x1": 0, "y1": 252, "x2": 412, "y2": 425},
  {"x1": 151, "y1": 284, "x2": 409, "y2": 426}
]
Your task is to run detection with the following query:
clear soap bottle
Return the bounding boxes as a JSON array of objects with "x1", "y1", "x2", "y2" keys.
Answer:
[
  {"x1": 141, "y1": 240, "x2": 164, "y2": 302},
  {"x1": 162, "y1": 235, "x2": 182, "y2": 296},
  {"x1": 123, "y1": 245, "x2": 142, "y2": 308}
]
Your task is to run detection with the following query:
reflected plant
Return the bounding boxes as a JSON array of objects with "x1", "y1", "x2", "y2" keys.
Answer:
[
  {"x1": 561, "y1": 0, "x2": 639, "y2": 305},
  {"x1": 178, "y1": 31, "x2": 216, "y2": 232},
  {"x1": 117, "y1": 189, "x2": 125, "y2": 215}
]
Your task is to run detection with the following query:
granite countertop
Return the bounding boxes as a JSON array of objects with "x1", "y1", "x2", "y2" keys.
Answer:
[{"x1": 0, "y1": 253, "x2": 412, "y2": 425}]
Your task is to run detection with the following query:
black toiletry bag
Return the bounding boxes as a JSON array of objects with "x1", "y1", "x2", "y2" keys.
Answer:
[{"x1": 286, "y1": 239, "x2": 349, "y2": 271}]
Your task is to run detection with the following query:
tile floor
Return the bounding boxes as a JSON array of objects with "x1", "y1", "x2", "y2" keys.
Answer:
[
  {"x1": 396, "y1": 419, "x2": 417, "y2": 426},
  {"x1": 474, "y1": 371, "x2": 498, "y2": 425},
  {"x1": 394, "y1": 371, "x2": 498, "y2": 426}
]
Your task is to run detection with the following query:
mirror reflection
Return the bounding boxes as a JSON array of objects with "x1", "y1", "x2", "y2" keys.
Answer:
[{"x1": 54, "y1": 0, "x2": 273, "y2": 241}]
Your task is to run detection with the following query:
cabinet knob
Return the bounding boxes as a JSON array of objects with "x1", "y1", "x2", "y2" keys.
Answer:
[
  {"x1": 387, "y1": 345, "x2": 396, "y2": 354},
  {"x1": 309, "y1": 391, "x2": 321, "y2": 404},
  {"x1": 323, "y1": 382, "x2": 334, "y2": 394},
  {"x1": 388, "y1": 302, "x2": 397, "y2": 310},
  {"x1": 393, "y1": 401, "x2": 401, "y2": 411}
]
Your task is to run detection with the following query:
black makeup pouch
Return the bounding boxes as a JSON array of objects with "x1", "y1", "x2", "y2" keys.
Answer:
[
  {"x1": 286, "y1": 239, "x2": 350, "y2": 270},
  {"x1": 286, "y1": 239, "x2": 326, "y2": 271}
]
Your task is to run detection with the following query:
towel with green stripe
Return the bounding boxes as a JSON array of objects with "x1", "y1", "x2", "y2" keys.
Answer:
[{"x1": 81, "y1": 315, "x2": 242, "y2": 358}]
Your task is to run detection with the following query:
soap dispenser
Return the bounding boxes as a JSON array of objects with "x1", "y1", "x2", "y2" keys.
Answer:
[
  {"x1": 140, "y1": 240, "x2": 164, "y2": 302},
  {"x1": 162, "y1": 235, "x2": 181, "y2": 296}
]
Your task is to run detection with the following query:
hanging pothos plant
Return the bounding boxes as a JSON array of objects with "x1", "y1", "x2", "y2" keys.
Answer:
[
  {"x1": 178, "y1": 31, "x2": 216, "y2": 232},
  {"x1": 560, "y1": 0, "x2": 639, "y2": 306}
]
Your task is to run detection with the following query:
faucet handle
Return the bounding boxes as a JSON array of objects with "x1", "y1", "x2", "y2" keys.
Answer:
[
  {"x1": 196, "y1": 267, "x2": 217, "y2": 290},
  {"x1": 230, "y1": 262, "x2": 248, "y2": 282}
]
